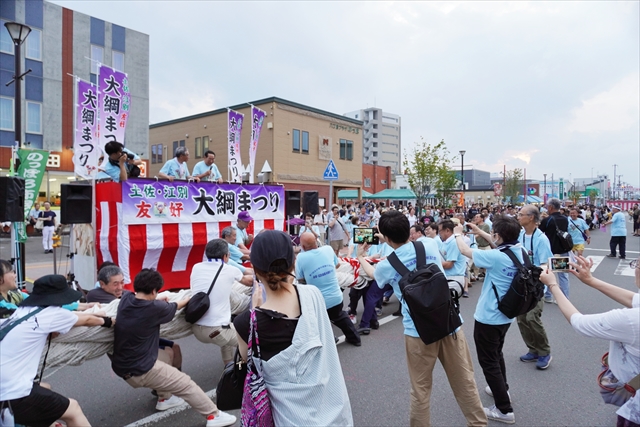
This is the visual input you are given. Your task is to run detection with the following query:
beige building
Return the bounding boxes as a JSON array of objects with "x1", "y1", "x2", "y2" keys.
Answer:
[{"x1": 148, "y1": 97, "x2": 363, "y2": 207}]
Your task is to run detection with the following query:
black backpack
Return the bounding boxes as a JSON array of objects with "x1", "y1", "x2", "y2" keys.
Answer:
[
  {"x1": 388, "y1": 241, "x2": 462, "y2": 346},
  {"x1": 548, "y1": 216, "x2": 573, "y2": 253},
  {"x1": 491, "y1": 247, "x2": 544, "y2": 319}
]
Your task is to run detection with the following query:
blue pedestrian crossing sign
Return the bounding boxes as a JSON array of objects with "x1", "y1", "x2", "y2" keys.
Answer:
[{"x1": 323, "y1": 160, "x2": 339, "y2": 180}]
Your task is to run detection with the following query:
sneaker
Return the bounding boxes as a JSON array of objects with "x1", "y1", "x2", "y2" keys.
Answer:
[
  {"x1": 606, "y1": 254, "x2": 617, "y2": 258},
  {"x1": 206, "y1": 411, "x2": 237, "y2": 427},
  {"x1": 349, "y1": 314, "x2": 357, "y2": 324},
  {"x1": 357, "y1": 327, "x2": 371, "y2": 335},
  {"x1": 543, "y1": 296, "x2": 554, "y2": 303},
  {"x1": 483, "y1": 405, "x2": 515, "y2": 424},
  {"x1": 375, "y1": 307, "x2": 383, "y2": 316},
  {"x1": 619, "y1": 256, "x2": 626, "y2": 260},
  {"x1": 155, "y1": 395, "x2": 184, "y2": 411},
  {"x1": 382, "y1": 296, "x2": 390, "y2": 304},
  {"x1": 519, "y1": 352, "x2": 538, "y2": 363},
  {"x1": 484, "y1": 386, "x2": 511, "y2": 401},
  {"x1": 462, "y1": 291, "x2": 469, "y2": 298},
  {"x1": 536, "y1": 354, "x2": 552, "y2": 370},
  {"x1": 370, "y1": 319, "x2": 379, "y2": 330}
]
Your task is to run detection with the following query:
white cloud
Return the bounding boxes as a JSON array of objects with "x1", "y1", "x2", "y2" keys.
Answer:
[{"x1": 567, "y1": 73, "x2": 640, "y2": 133}]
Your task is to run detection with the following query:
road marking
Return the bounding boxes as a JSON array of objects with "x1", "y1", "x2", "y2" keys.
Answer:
[
  {"x1": 588, "y1": 255, "x2": 604, "y2": 272},
  {"x1": 584, "y1": 248, "x2": 640, "y2": 254},
  {"x1": 123, "y1": 389, "x2": 217, "y2": 427},
  {"x1": 126, "y1": 313, "x2": 402, "y2": 426},
  {"x1": 614, "y1": 260, "x2": 635, "y2": 277}
]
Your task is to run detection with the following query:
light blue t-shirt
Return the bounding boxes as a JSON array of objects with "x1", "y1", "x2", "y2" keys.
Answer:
[
  {"x1": 295, "y1": 246, "x2": 342, "y2": 309},
  {"x1": 440, "y1": 236, "x2": 467, "y2": 277},
  {"x1": 611, "y1": 212, "x2": 627, "y2": 237},
  {"x1": 227, "y1": 242, "x2": 245, "y2": 264},
  {"x1": 518, "y1": 229, "x2": 553, "y2": 266},
  {"x1": 97, "y1": 148, "x2": 139, "y2": 182},
  {"x1": 374, "y1": 241, "x2": 445, "y2": 338},
  {"x1": 159, "y1": 158, "x2": 190, "y2": 179},
  {"x1": 568, "y1": 217, "x2": 589, "y2": 245},
  {"x1": 472, "y1": 246, "x2": 525, "y2": 325},
  {"x1": 234, "y1": 225, "x2": 249, "y2": 247},
  {"x1": 367, "y1": 242, "x2": 394, "y2": 258},
  {"x1": 192, "y1": 161, "x2": 222, "y2": 181}
]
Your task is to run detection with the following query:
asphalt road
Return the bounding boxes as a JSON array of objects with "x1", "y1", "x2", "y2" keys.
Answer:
[{"x1": 2, "y1": 216, "x2": 639, "y2": 427}]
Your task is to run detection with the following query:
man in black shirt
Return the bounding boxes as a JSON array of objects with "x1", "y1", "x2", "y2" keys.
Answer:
[
  {"x1": 86, "y1": 265, "x2": 125, "y2": 303},
  {"x1": 111, "y1": 269, "x2": 236, "y2": 427},
  {"x1": 539, "y1": 198, "x2": 570, "y2": 302},
  {"x1": 37, "y1": 202, "x2": 56, "y2": 253}
]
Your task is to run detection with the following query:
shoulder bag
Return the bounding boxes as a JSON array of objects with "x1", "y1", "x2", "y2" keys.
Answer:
[
  {"x1": 548, "y1": 216, "x2": 574, "y2": 253},
  {"x1": 598, "y1": 352, "x2": 640, "y2": 407},
  {"x1": 184, "y1": 262, "x2": 224, "y2": 324},
  {"x1": 216, "y1": 348, "x2": 247, "y2": 410},
  {"x1": 240, "y1": 309, "x2": 274, "y2": 427},
  {"x1": 569, "y1": 218, "x2": 588, "y2": 241}
]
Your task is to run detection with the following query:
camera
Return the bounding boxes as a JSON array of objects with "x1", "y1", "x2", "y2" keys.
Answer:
[{"x1": 126, "y1": 152, "x2": 135, "y2": 160}]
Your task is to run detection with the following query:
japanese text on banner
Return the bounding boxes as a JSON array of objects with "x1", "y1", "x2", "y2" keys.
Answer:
[
  {"x1": 98, "y1": 65, "x2": 130, "y2": 157},
  {"x1": 73, "y1": 79, "x2": 99, "y2": 178},
  {"x1": 249, "y1": 106, "x2": 266, "y2": 183},
  {"x1": 122, "y1": 179, "x2": 284, "y2": 225},
  {"x1": 228, "y1": 109, "x2": 243, "y2": 183}
]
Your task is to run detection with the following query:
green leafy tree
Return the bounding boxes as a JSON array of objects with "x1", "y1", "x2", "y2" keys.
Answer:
[
  {"x1": 435, "y1": 169, "x2": 460, "y2": 206},
  {"x1": 504, "y1": 168, "x2": 523, "y2": 203},
  {"x1": 403, "y1": 139, "x2": 455, "y2": 213},
  {"x1": 587, "y1": 188, "x2": 599, "y2": 203}
]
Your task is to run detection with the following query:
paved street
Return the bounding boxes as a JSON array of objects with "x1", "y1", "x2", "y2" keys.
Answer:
[{"x1": 1, "y1": 218, "x2": 639, "y2": 426}]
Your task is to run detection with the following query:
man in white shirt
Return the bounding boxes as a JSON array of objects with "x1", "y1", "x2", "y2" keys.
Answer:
[
  {"x1": 314, "y1": 208, "x2": 328, "y2": 244},
  {"x1": 190, "y1": 239, "x2": 247, "y2": 364},
  {"x1": 28, "y1": 202, "x2": 41, "y2": 227},
  {"x1": 0, "y1": 275, "x2": 112, "y2": 427}
]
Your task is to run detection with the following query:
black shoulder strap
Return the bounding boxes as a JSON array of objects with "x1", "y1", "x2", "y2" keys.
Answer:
[
  {"x1": 0, "y1": 307, "x2": 45, "y2": 342},
  {"x1": 206, "y1": 262, "x2": 225, "y2": 296},
  {"x1": 413, "y1": 241, "x2": 427, "y2": 269},
  {"x1": 500, "y1": 246, "x2": 530, "y2": 269}
]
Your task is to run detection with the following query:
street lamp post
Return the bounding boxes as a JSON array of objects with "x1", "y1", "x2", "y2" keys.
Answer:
[
  {"x1": 543, "y1": 173, "x2": 547, "y2": 204},
  {"x1": 5, "y1": 21, "x2": 32, "y2": 289},
  {"x1": 459, "y1": 150, "x2": 465, "y2": 209}
]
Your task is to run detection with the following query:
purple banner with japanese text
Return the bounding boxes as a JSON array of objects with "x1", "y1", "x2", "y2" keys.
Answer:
[
  {"x1": 98, "y1": 64, "x2": 130, "y2": 158},
  {"x1": 73, "y1": 79, "x2": 99, "y2": 178},
  {"x1": 121, "y1": 179, "x2": 285, "y2": 225},
  {"x1": 228, "y1": 109, "x2": 243, "y2": 183},
  {"x1": 249, "y1": 106, "x2": 266, "y2": 183}
]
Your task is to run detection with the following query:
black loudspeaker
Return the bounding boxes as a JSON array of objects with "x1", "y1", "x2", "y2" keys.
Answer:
[
  {"x1": 0, "y1": 176, "x2": 25, "y2": 222},
  {"x1": 61, "y1": 183, "x2": 92, "y2": 224},
  {"x1": 285, "y1": 191, "x2": 301, "y2": 216},
  {"x1": 303, "y1": 191, "x2": 319, "y2": 215}
]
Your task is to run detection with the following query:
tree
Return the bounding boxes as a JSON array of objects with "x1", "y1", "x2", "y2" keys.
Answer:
[
  {"x1": 503, "y1": 168, "x2": 523, "y2": 203},
  {"x1": 587, "y1": 188, "x2": 599, "y2": 204},
  {"x1": 403, "y1": 139, "x2": 455, "y2": 213},
  {"x1": 435, "y1": 169, "x2": 460, "y2": 206},
  {"x1": 568, "y1": 189, "x2": 582, "y2": 205}
]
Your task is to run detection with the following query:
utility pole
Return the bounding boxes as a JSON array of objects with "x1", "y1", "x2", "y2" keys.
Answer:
[{"x1": 613, "y1": 164, "x2": 617, "y2": 200}]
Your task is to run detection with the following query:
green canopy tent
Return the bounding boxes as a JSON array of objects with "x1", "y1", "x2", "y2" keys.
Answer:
[
  {"x1": 368, "y1": 188, "x2": 417, "y2": 200},
  {"x1": 337, "y1": 189, "x2": 372, "y2": 199}
]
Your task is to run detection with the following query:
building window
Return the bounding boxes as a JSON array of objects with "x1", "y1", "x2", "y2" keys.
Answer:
[
  {"x1": 372, "y1": 142, "x2": 377, "y2": 147},
  {"x1": 202, "y1": 136, "x2": 209, "y2": 153},
  {"x1": 151, "y1": 144, "x2": 157, "y2": 164},
  {"x1": 364, "y1": 178, "x2": 371, "y2": 188},
  {"x1": 25, "y1": 28, "x2": 42, "y2": 61},
  {"x1": 372, "y1": 133, "x2": 378, "y2": 138},
  {"x1": 195, "y1": 137, "x2": 202, "y2": 158},
  {"x1": 339, "y1": 139, "x2": 346, "y2": 159},
  {"x1": 26, "y1": 101, "x2": 42, "y2": 134},
  {"x1": 112, "y1": 51, "x2": 124, "y2": 72},
  {"x1": 90, "y1": 45, "x2": 103, "y2": 83},
  {"x1": 0, "y1": 97, "x2": 14, "y2": 131},
  {"x1": 157, "y1": 144, "x2": 164, "y2": 163},
  {"x1": 372, "y1": 151, "x2": 378, "y2": 157},
  {"x1": 301, "y1": 131, "x2": 309, "y2": 154},
  {"x1": 292, "y1": 129, "x2": 300, "y2": 152},
  {"x1": 172, "y1": 140, "x2": 185, "y2": 155},
  {"x1": 0, "y1": 20, "x2": 13, "y2": 54},
  {"x1": 372, "y1": 124, "x2": 378, "y2": 129},
  {"x1": 346, "y1": 140, "x2": 353, "y2": 160}
]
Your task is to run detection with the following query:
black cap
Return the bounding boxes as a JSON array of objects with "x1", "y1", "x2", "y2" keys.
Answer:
[
  {"x1": 20, "y1": 274, "x2": 83, "y2": 307},
  {"x1": 250, "y1": 230, "x2": 294, "y2": 273}
]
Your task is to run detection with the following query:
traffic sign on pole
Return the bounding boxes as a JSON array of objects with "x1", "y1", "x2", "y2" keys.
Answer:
[{"x1": 323, "y1": 160, "x2": 339, "y2": 181}]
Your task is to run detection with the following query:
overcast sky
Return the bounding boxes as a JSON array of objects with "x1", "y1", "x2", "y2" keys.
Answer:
[{"x1": 52, "y1": 1, "x2": 640, "y2": 188}]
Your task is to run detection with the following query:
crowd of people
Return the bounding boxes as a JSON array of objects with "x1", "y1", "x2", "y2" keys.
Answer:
[{"x1": 0, "y1": 196, "x2": 638, "y2": 427}]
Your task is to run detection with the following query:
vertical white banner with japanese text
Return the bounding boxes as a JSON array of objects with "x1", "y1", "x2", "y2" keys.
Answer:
[
  {"x1": 73, "y1": 79, "x2": 99, "y2": 178},
  {"x1": 227, "y1": 109, "x2": 243, "y2": 183},
  {"x1": 249, "y1": 105, "x2": 266, "y2": 183},
  {"x1": 98, "y1": 65, "x2": 131, "y2": 160}
]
